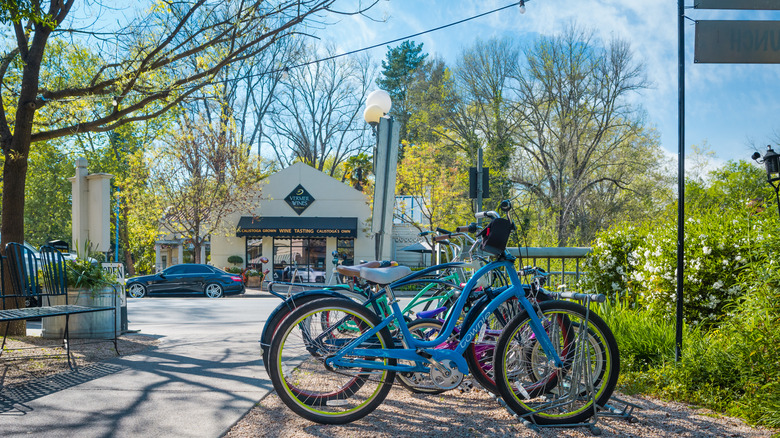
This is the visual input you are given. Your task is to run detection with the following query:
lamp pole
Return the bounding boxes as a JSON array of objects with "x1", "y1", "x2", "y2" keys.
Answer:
[
  {"x1": 364, "y1": 90, "x2": 400, "y2": 261},
  {"x1": 752, "y1": 145, "x2": 780, "y2": 217}
]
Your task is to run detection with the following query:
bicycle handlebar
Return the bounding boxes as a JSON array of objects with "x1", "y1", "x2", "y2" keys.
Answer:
[{"x1": 475, "y1": 210, "x2": 499, "y2": 219}]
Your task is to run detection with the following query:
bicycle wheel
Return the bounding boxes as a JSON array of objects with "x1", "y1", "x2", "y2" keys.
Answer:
[
  {"x1": 494, "y1": 300, "x2": 620, "y2": 425},
  {"x1": 261, "y1": 290, "x2": 371, "y2": 372},
  {"x1": 267, "y1": 297, "x2": 396, "y2": 424},
  {"x1": 462, "y1": 296, "x2": 523, "y2": 394},
  {"x1": 396, "y1": 318, "x2": 451, "y2": 394}
]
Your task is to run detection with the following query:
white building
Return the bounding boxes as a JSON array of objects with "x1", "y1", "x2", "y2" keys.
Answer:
[
  {"x1": 211, "y1": 162, "x2": 374, "y2": 282},
  {"x1": 154, "y1": 163, "x2": 437, "y2": 278}
]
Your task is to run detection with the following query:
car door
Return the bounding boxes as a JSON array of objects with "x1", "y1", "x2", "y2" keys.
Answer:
[
  {"x1": 153, "y1": 265, "x2": 188, "y2": 294},
  {"x1": 183, "y1": 265, "x2": 212, "y2": 293}
]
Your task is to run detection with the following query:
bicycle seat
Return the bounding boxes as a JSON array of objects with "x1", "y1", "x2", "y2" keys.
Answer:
[
  {"x1": 360, "y1": 265, "x2": 412, "y2": 285},
  {"x1": 336, "y1": 260, "x2": 397, "y2": 277}
]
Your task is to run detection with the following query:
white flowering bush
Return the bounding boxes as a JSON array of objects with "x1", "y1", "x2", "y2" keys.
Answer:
[
  {"x1": 582, "y1": 206, "x2": 775, "y2": 324},
  {"x1": 579, "y1": 222, "x2": 648, "y2": 304}
]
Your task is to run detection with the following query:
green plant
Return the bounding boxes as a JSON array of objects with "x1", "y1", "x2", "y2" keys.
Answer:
[
  {"x1": 65, "y1": 240, "x2": 117, "y2": 294},
  {"x1": 225, "y1": 266, "x2": 242, "y2": 274},
  {"x1": 227, "y1": 255, "x2": 243, "y2": 266},
  {"x1": 66, "y1": 258, "x2": 116, "y2": 294},
  {"x1": 246, "y1": 269, "x2": 261, "y2": 277}
]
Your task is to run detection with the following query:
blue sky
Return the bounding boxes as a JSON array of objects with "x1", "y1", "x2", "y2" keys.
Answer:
[{"x1": 315, "y1": 0, "x2": 780, "y2": 168}]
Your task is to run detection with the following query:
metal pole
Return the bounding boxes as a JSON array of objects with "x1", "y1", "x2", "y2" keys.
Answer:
[
  {"x1": 114, "y1": 187, "x2": 120, "y2": 263},
  {"x1": 477, "y1": 147, "x2": 483, "y2": 225},
  {"x1": 675, "y1": 0, "x2": 686, "y2": 362}
]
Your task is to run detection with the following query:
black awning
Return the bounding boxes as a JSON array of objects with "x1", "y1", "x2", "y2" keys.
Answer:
[{"x1": 236, "y1": 216, "x2": 357, "y2": 238}]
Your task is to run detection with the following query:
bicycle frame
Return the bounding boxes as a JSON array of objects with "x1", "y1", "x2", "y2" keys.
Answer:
[{"x1": 324, "y1": 259, "x2": 565, "y2": 375}]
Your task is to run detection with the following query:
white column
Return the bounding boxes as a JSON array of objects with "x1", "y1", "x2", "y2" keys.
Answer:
[
  {"x1": 177, "y1": 241, "x2": 184, "y2": 265},
  {"x1": 155, "y1": 243, "x2": 162, "y2": 272}
]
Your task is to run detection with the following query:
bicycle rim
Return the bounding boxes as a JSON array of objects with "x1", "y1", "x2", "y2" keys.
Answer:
[
  {"x1": 495, "y1": 300, "x2": 619, "y2": 425},
  {"x1": 269, "y1": 298, "x2": 395, "y2": 424}
]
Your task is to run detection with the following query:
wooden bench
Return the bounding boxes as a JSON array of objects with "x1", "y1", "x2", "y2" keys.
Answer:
[{"x1": 0, "y1": 243, "x2": 118, "y2": 369}]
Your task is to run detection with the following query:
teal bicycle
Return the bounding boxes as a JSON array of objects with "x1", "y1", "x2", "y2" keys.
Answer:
[{"x1": 266, "y1": 202, "x2": 620, "y2": 425}]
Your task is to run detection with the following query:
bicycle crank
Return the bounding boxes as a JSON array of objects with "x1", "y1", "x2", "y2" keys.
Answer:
[{"x1": 429, "y1": 359, "x2": 464, "y2": 390}]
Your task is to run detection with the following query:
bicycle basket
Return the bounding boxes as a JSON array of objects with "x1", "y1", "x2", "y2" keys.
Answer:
[{"x1": 478, "y1": 218, "x2": 514, "y2": 256}]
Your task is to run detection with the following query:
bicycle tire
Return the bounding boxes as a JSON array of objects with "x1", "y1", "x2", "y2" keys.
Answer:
[
  {"x1": 494, "y1": 300, "x2": 620, "y2": 425},
  {"x1": 462, "y1": 295, "x2": 520, "y2": 394},
  {"x1": 267, "y1": 297, "x2": 396, "y2": 424},
  {"x1": 261, "y1": 289, "x2": 371, "y2": 371}
]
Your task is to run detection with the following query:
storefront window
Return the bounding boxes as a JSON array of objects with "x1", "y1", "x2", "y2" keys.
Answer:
[
  {"x1": 336, "y1": 238, "x2": 354, "y2": 266},
  {"x1": 272, "y1": 238, "x2": 326, "y2": 283},
  {"x1": 246, "y1": 238, "x2": 263, "y2": 269}
]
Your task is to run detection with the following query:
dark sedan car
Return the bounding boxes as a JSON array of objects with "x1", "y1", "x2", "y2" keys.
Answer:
[{"x1": 127, "y1": 264, "x2": 244, "y2": 298}]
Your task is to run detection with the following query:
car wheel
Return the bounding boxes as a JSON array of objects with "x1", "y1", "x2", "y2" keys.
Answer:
[
  {"x1": 205, "y1": 283, "x2": 224, "y2": 298},
  {"x1": 128, "y1": 283, "x2": 147, "y2": 298}
]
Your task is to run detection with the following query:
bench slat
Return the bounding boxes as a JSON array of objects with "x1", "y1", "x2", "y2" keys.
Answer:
[{"x1": 0, "y1": 305, "x2": 114, "y2": 322}]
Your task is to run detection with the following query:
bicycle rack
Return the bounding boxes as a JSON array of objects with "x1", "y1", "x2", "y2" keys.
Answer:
[{"x1": 492, "y1": 292, "x2": 641, "y2": 436}]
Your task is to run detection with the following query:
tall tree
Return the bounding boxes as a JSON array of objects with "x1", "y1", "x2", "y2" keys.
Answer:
[
  {"x1": 150, "y1": 112, "x2": 261, "y2": 264},
  {"x1": 446, "y1": 38, "x2": 523, "y2": 203},
  {"x1": 0, "y1": 0, "x2": 380, "y2": 248},
  {"x1": 404, "y1": 57, "x2": 458, "y2": 145},
  {"x1": 0, "y1": 0, "x2": 379, "y2": 334},
  {"x1": 265, "y1": 47, "x2": 376, "y2": 174},
  {"x1": 395, "y1": 141, "x2": 471, "y2": 234},
  {"x1": 376, "y1": 40, "x2": 428, "y2": 143},
  {"x1": 509, "y1": 25, "x2": 660, "y2": 245}
]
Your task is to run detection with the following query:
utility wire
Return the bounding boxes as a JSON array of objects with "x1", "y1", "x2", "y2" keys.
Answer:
[
  {"x1": 287, "y1": 1, "x2": 524, "y2": 70},
  {"x1": 36, "y1": 1, "x2": 525, "y2": 103}
]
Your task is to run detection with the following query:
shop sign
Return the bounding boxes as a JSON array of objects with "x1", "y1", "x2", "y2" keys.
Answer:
[{"x1": 285, "y1": 184, "x2": 315, "y2": 215}]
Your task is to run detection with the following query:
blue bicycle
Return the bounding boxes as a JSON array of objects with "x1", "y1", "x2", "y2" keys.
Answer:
[{"x1": 266, "y1": 203, "x2": 619, "y2": 425}]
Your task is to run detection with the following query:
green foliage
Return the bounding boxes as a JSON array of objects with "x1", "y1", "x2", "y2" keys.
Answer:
[
  {"x1": 377, "y1": 40, "x2": 428, "y2": 143},
  {"x1": 66, "y1": 258, "x2": 116, "y2": 293},
  {"x1": 0, "y1": 1, "x2": 56, "y2": 27},
  {"x1": 24, "y1": 141, "x2": 72, "y2": 246},
  {"x1": 227, "y1": 255, "x2": 244, "y2": 265},
  {"x1": 612, "y1": 273, "x2": 780, "y2": 426},
  {"x1": 224, "y1": 266, "x2": 242, "y2": 274},
  {"x1": 581, "y1": 163, "x2": 778, "y2": 325},
  {"x1": 586, "y1": 158, "x2": 780, "y2": 427}
]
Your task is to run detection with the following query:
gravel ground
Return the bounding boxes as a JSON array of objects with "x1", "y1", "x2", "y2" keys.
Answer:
[
  {"x1": 2, "y1": 334, "x2": 775, "y2": 437},
  {"x1": 225, "y1": 384, "x2": 778, "y2": 438},
  {"x1": 0, "y1": 333, "x2": 160, "y2": 389}
]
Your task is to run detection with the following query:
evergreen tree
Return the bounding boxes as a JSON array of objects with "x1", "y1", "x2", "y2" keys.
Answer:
[{"x1": 376, "y1": 40, "x2": 428, "y2": 143}]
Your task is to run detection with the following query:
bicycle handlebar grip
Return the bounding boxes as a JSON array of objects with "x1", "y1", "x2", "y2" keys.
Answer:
[
  {"x1": 456, "y1": 222, "x2": 479, "y2": 233},
  {"x1": 433, "y1": 235, "x2": 450, "y2": 242},
  {"x1": 475, "y1": 211, "x2": 498, "y2": 219},
  {"x1": 418, "y1": 231, "x2": 432, "y2": 236},
  {"x1": 436, "y1": 227, "x2": 453, "y2": 235}
]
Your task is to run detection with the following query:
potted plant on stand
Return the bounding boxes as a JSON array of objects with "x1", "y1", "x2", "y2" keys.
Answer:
[
  {"x1": 245, "y1": 269, "x2": 264, "y2": 288},
  {"x1": 42, "y1": 256, "x2": 120, "y2": 339}
]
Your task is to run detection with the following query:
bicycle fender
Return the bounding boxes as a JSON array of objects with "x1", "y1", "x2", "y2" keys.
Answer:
[{"x1": 260, "y1": 289, "x2": 352, "y2": 349}]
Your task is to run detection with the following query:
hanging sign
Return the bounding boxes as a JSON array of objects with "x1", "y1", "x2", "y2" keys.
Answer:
[
  {"x1": 695, "y1": 20, "x2": 780, "y2": 63},
  {"x1": 695, "y1": 0, "x2": 780, "y2": 10},
  {"x1": 284, "y1": 184, "x2": 315, "y2": 215}
]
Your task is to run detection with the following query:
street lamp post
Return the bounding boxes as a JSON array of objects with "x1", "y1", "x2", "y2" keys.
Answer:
[
  {"x1": 751, "y1": 145, "x2": 780, "y2": 217},
  {"x1": 364, "y1": 90, "x2": 400, "y2": 261}
]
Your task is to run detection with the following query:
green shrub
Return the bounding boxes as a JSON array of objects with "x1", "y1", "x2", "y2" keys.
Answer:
[
  {"x1": 581, "y1": 207, "x2": 776, "y2": 325},
  {"x1": 224, "y1": 266, "x2": 242, "y2": 274},
  {"x1": 609, "y1": 260, "x2": 780, "y2": 427},
  {"x1": 227, "y1": 255, "x2": 243, "y2": 265}
]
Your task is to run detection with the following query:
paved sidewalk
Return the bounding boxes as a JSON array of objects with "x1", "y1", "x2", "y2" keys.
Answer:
[{"x1": 0, "y1": 297, "x2": 276, "y2": 438}]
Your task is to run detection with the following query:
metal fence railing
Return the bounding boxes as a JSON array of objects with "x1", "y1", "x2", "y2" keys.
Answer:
[{"x1": 508, "y1": 247, "x2": 592, "y2": 290}]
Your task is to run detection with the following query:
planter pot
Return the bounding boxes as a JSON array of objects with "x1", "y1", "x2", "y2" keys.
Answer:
[
  {"x1": 42, "y1": 285, "x2": 121, "y2": 339},
  {"x1": 246, "y1": 276, "x2": 262, "y2": 287}
]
